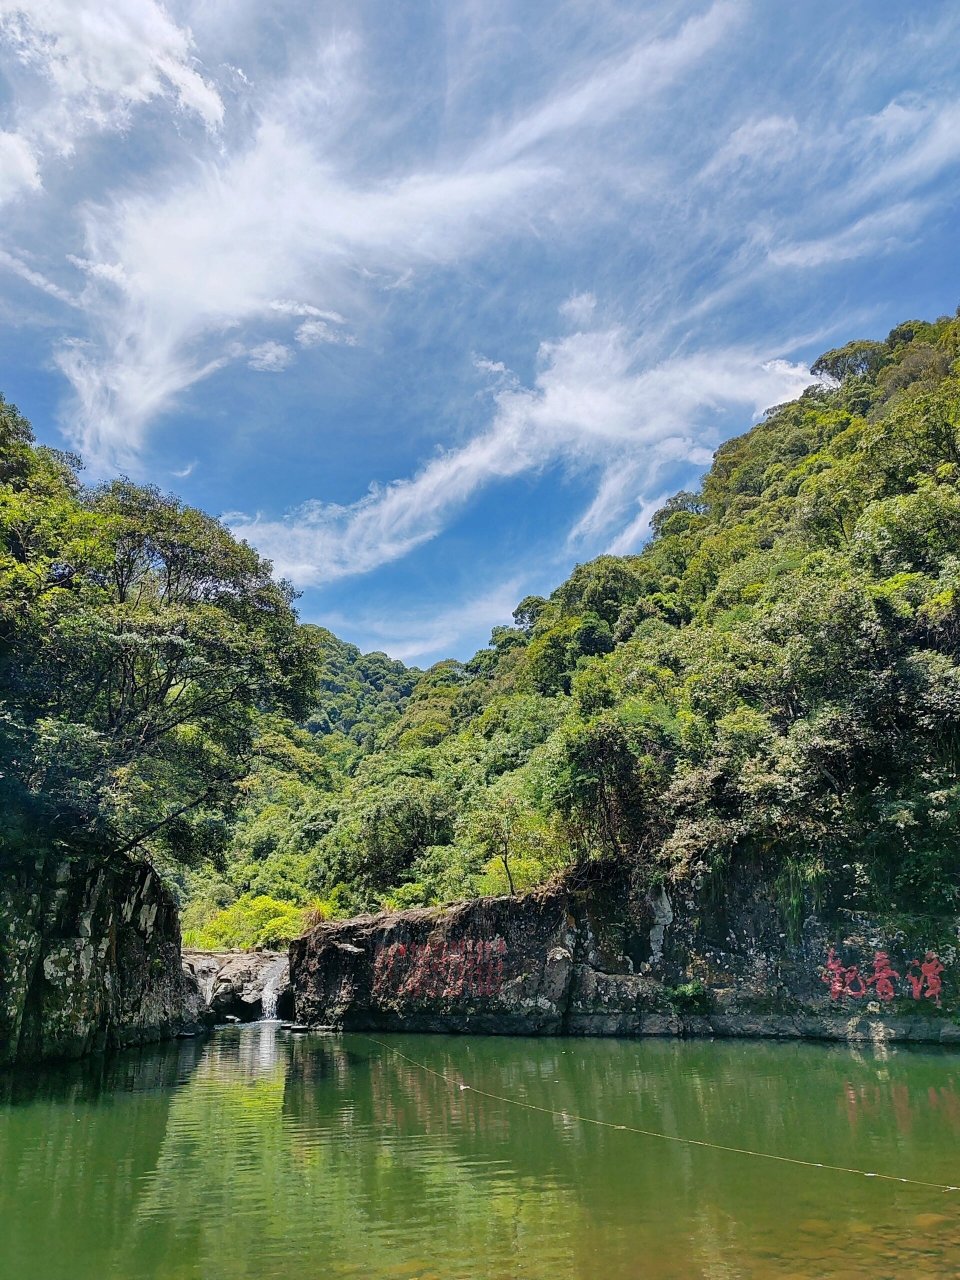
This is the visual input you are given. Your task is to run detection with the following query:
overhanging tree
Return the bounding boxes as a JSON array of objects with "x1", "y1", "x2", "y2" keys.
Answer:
[{"x1": 0, "y1": 402, "x2": 319, "y2": 868}]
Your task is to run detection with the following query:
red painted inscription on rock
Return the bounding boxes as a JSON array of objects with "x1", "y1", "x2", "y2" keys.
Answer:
[
  {"x1": 821, "y1": 947, "x2": 945, "y2": 1006},
  {"x1": 373, "y1": 936, "x2": 508, "y2": 999}
]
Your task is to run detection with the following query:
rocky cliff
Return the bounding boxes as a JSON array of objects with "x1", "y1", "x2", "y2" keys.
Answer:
[
  {"x1": 1, "y1": 854, "x2": 203, "y2": 1067},
  {"x1": 182, "y1": 949, "x2": 293, "y2": 1022},
  {"x1": 290, "y1": 865, "x2": 960, "y2": 1044}
]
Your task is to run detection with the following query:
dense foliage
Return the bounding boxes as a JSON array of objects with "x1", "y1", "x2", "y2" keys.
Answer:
[
  {"x1": 303, "y1": 626, "x2": 417, "y2": 751},
  {"x1": 190, "y1": 310, "x2": 960, "y2": 939},
  {"x1": 0, "y1": 405, "x2": 317, "y2": 871},
  {"x1": 7, "y1": 309, "x2": 960, "y2": 945}
]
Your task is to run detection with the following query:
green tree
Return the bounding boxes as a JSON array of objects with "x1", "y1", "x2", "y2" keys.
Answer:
[
  {"x1": 0, "y1": 416, "x2": 318, "y2": 869},
  {"x1": 811, "y1": 339, "x2": 888, "y2": 382}
]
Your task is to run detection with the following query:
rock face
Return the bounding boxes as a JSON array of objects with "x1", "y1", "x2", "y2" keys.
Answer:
[
  {"x1": 290, "y1": 865, "x2": 960, "y2": 1044},
  {"x1": 0, "y1": 854, "x2": 203, "y2": 1067},
  {"x1": 182, "y1": 950, "x2": 293, "y2": 1022},
  {"x1": 291, "y1": 892, "x2": 574, "y2": 1035}
]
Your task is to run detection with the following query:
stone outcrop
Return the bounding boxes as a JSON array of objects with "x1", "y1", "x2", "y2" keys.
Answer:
[
  {"x1": 182, "y1": 950, "x2": 293, "y2": 1022},
  {"x1": 1, "y1": 854, "x2": 203, "y2": 1067},
  {"x1": 290, "y1": 864, "x2": 960, "y2": 1044}
]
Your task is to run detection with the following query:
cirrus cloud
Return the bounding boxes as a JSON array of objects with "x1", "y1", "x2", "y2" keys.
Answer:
[{"x1": 227, "y1": 319, "x2": 813, "y2": 585}]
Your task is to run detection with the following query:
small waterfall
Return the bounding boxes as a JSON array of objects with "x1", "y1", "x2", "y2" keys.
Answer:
[{"x1": 260, "y1": 956, "x2": 289, "y2": 1019}]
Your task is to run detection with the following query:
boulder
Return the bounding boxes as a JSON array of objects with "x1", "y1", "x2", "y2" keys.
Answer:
[
  {"x1": 290, "y1": 890, "x2": 577, "y2": 1035},
  {"x1": 181, "y1": 950, "x2": 293, "y2": 1022}
]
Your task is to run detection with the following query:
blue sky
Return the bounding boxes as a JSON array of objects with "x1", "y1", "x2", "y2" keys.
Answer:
[{"x1": 1, "y1": 1, "x2": 959, "y2": 664}]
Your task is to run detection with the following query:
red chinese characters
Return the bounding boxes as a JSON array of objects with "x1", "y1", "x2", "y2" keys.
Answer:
[
  {"x1": 822, "y1": 948, "x2": 866, "y2": 1000},
  {"x1": 372, "y1": 935, "x2": 508, "y2": 1000},
  {"x1": 866, "y1": 951, "x2": 900, "y2": 1002},
  {"x1": 821, "y1": 947, "x2": 945, "y2": 1004},
  {"x1": 906, "y1": 952, "x2": 944, "y2": 1006}
]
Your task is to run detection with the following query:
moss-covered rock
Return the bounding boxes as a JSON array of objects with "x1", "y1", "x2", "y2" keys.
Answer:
[
  {"x1": 0, "y1": 854, "x2": 203, "y2": 1067},
  {"x1": 290, "y1": 863, "x2": 960, "y2": 1043}
]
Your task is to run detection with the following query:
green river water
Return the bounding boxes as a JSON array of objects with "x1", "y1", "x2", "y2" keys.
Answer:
[{"x1": 2, "y1": 1024, "x2": 960, "y2": 1279}]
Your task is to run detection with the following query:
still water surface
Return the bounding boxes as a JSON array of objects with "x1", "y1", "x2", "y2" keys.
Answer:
[{"x1": 2, "y1": 1025, "x2": 960, "y2": 1279}]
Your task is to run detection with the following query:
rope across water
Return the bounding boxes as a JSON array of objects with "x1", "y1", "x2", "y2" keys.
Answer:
[{"x1": 361, "y1": 1034, "x2": 960, "y2": 1194}]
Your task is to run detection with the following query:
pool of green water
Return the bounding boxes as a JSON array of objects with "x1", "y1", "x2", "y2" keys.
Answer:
[{"x1": 2, "y1": 1025, "x2": 959, "y2": 1279}]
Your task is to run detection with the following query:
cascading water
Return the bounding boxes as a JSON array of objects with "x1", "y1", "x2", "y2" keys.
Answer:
[{"x1": 260, "y1": 956, "x2": 289, "y2": 1019}]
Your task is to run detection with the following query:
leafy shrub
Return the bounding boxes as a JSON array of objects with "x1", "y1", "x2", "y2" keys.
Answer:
[
  {"x1": 668, "y1": 980, "x2": 712, "y2": 1015},
  {"x1": 182, "y1": 894, "x2": 309, "y2": 950}
]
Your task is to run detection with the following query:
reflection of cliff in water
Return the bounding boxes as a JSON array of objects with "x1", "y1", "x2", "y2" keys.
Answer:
[{"x1": 0, "y1": 1037, "x2": 205, "y2": 1280}]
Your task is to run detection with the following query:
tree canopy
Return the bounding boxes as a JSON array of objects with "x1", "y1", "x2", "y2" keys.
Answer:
[
  {"x1": 7, "y1": 307, "x2": 960, "y2": 944},
  {"x1": 0, "y1": 404, "x2": 317, "y2": 869}
]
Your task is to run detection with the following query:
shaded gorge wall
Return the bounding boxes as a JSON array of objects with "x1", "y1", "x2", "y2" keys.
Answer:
[{"x1": 0, "y1": 853, "x2": 202, "y2": 1067}]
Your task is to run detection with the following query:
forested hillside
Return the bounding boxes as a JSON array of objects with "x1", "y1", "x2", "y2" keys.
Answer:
[
  {"x1": 4, "y1": 311, "x2": 960, "y2": 951},
  {"x1": 185, "y1": 310, "x2": 960, "y2": 944},
  {"x1": 179, "y1": 630, "x2": 418, "y2": 943},
  {"x1": 303, "y1": 627, "x2": 418, "y2": 749},
  {"x1": 0, "y1": 402, "x2": 317, "y2": 888}
]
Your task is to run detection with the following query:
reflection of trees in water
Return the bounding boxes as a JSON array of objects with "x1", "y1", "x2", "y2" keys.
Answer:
[
  {"x1": 341, "y1": 1035, "x2": 960, "y2": 1276},
  {"x1": 273, "y1": 1033, "x2": 960, "y2": 1277},
  {"x1": 103, "y1": 1029, "x2": 583, "y2": 1279},
  {"x1": 0, "y1": 1037, "x2": 204, "y2": 1280},
  {"x1": 4, "y1": 1030, "x2": 960, "y2": 1279}
]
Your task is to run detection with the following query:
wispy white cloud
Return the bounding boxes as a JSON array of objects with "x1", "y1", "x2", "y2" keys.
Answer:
[
  {"x1": 321, "y1": 576, "x2": 525, "y2": 663},
  {"x1": 0, "y1": 246, "x2": 77, "y2": 303},
  {"x1": 270, "y1": 300, "x2": 348, "y2": 322},
  {"x1": 9, "y1": 0, "x2": 943, "y2": 479},
  {"x1": 700, "y1": 114, "x2": 801, "y2": 180},
  {"x1": 295, "y1": 318, "x2": 357, "y2": 348},
  {"x1": 559, "y1": 292, "x2": 597, "y2": 325},
  {"x1": 0, "y1": 127, "x2": 39, "y2": 199},
  {"x1": 684, "y1": 87, "x2": 960, "y2": 326},
  {"x1": 55, "y1": 116, "x2": 554, "y2": 465},
  {"x1": 229, "y1": 322, "x2": 812, "y2": 586},
  {"x1": 861, "y1": 97, "x2": 960, "y2": 196},
  {"x1": 0, "y1": 0, "x2": 221, "y2": 206},
  {"x1": 605, "y1": 494, "x2": 672, "y2": 557},
  {"x1": 764, "y1": 200, "x2": 929, "y2": 269},
  {"x1": 247, "y1": 340, "x2": 293, "y2": 372},
  {"x1": 471, "y1": 1, "x2": 740, "y2": 166},
  {"x1": 55, "y1": 338, "x2": 228, "y2": 471},
  {"x1": 33, "y1": 4, "x2": 746, "y2": 470}
]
